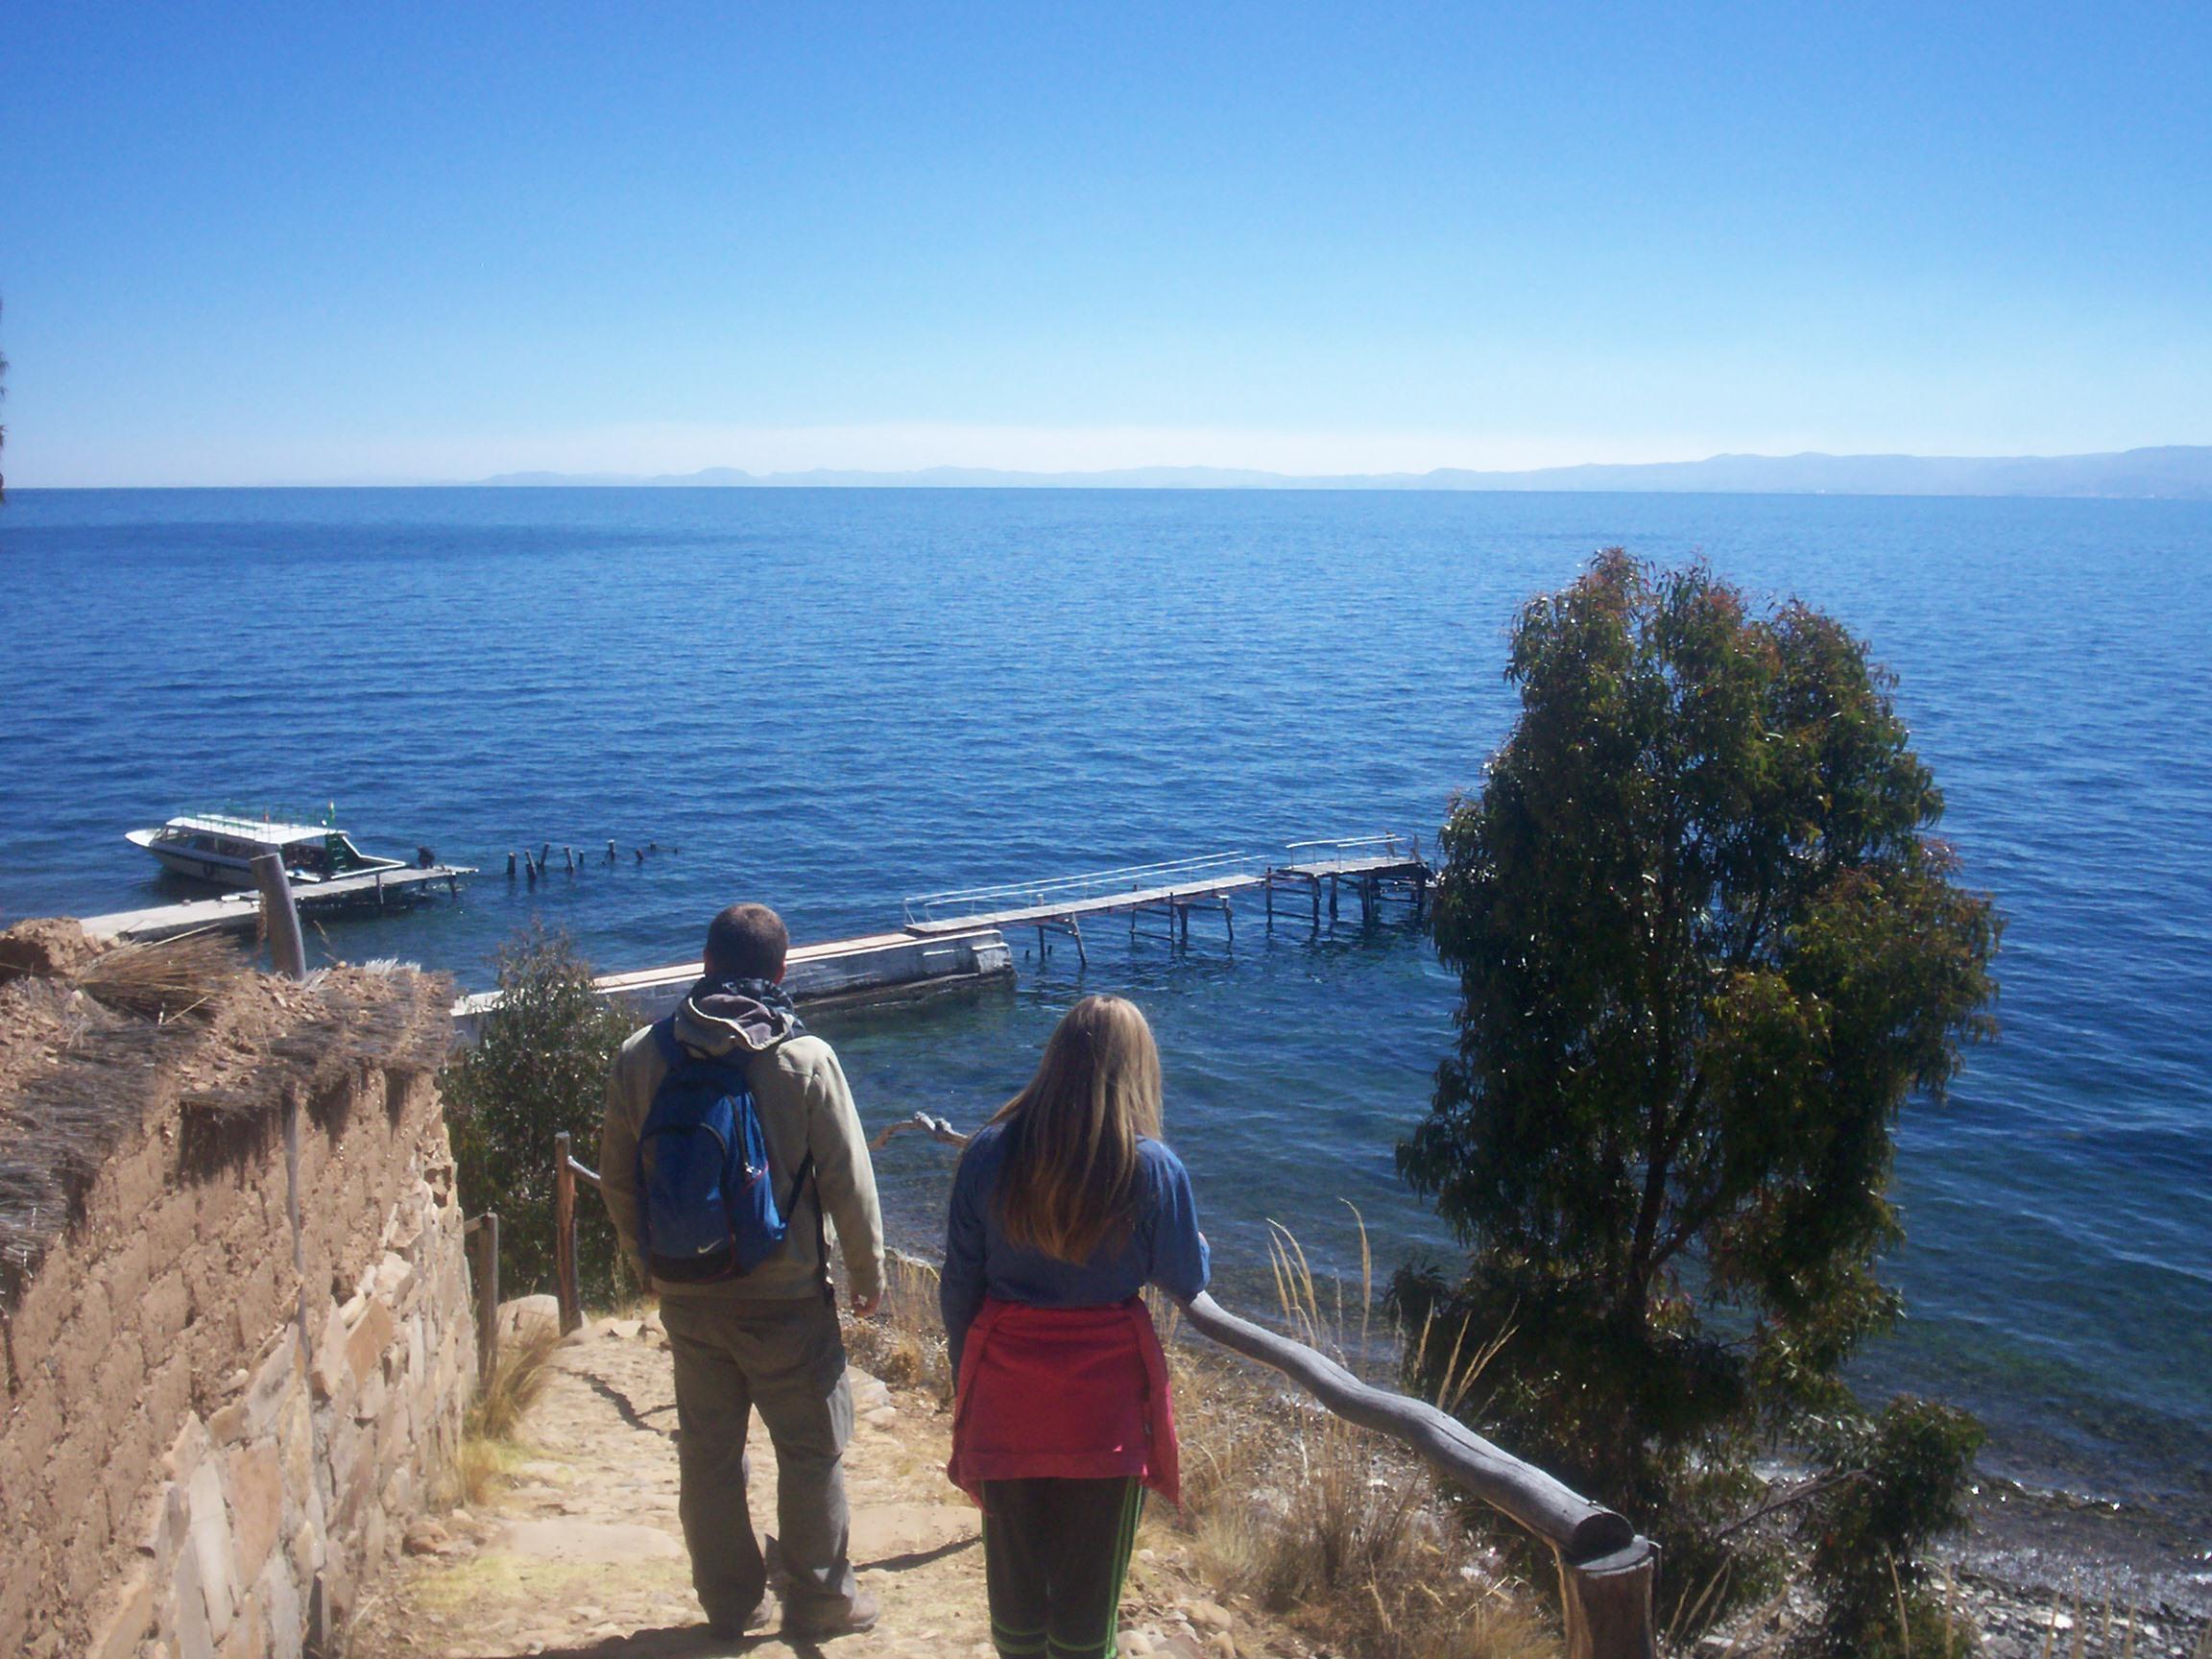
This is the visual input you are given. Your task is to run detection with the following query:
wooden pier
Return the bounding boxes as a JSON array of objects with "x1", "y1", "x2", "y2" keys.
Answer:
[
  {"x1": 452, "y1": 926, "x2": 1018, "y2": 1038},
  {"x1": 80, "y1": 863, "x2": 477, "y2": 944},
  {"x1": 447, "y1": 832, "x2": 1429, "y2": 1032},
  {"x1": 901, "y1": 833, "x2": 1429, "y2": 966}
]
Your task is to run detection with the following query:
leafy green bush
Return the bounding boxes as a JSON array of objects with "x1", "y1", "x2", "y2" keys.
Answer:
[
  {"x1": 443, "y1": 927, "x2": 638, "y2": 1305},
  {"x1": 1802, "y1": 1397, "x2": 1985, "y2": 1657}
]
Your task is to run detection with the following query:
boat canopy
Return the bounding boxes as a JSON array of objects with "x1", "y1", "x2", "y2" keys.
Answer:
[{"x1": 156, "y1": 812, "x2": 339, "y2": 848}]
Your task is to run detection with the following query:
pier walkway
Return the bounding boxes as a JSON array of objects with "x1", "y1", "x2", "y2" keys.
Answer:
[
  {"x1": 80, "y1": 862, "x2": 477, "y2": 943},
  {"x1": 451, "y1": 834, "x2": 1429, "y2": 1030},
  {"x1": 901, "y1": 832, "x2": 1429, "y2": 964}
]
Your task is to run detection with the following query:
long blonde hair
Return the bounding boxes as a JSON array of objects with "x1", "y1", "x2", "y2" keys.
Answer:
[{"x1": 989, "y1": 995, "x2": 1164, "y2": 1263}]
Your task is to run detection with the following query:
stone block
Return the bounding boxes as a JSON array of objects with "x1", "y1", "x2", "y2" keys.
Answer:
[
  {"x1": 102, "y1": 1408, "x2": 157, "y2": 1545},
  {"x1": 227, "y1": 1257, "x2": 282, "y2": 1357},
  {"x1": 87, "y1": 1564, "x2": 155, "y2": 1659},
  {"x1": 11, "y1": 1247, "x2": 75, "y2": 1356},
  {"x1": 309, "y1": 1303, "x2": 349, "y2": 1403},
  {"x1": 361, "y1": 1498, "x2": 387, "y2": 1568},
  {"x1": 170, "y1": 1536, "x2": 218, "y2": 1659},
  {"x1": 105, "y1": 1230, "x2": 156, "y2": 1317},
  {"x1": 0, "y1": 1570, "x2": 32, "y2": 1659},
  {"x1": 147, "y1": 1190, "x2": 202, "y2": 1266},
  {"x1": 256, "y1": 1556, "x2": 303, "y2": 1659},
  {"x1": 245, "y1": 1334, "x2": 297, "y2": 1440},
  {"x1": 60, "y1": 1278, "x2": 115, "y2": 1400},
  {"x1": 95, "y1": 1330, "x2": 149, "y2": 1423},
  {"x1": 62, "y1": 1495, "x2": 115, "y2": 1608},
  {"x1": 344, "y1": 1300, "x2": 394, "y2": 1387},
  {"x1": 372, "y1": 1251, "x2": 417, "y2": 1308},
  {"x1": 213, "y1": 1591, "x2": 262, "y2": 1659},
  {"x1": 48, "y1": 1421, "x2": 104, "y2": 1529},
  {"x1": 205, "y1": 1402, "x2": 249, "y2": 1447},
  {"x1": 287, "y1": 1518, "x2": 324, "y2": 1587},
  {"x1": 7, "y1": 1370, "x2": 63, "y2": 1479},
  {"x1": 141, "y1": 1270, "x2": 191, "y2": 1351},
  {"x1": 352, "y1": 1369, "x2": 388, "y2": 1428},
  {"x1": 224, "y1": 1441, "x2": 283, "y2": 1580},
  {"x1": 279, "y1": 1390, "x2": 313, "y2": 1499},
  {"x1": 140, "y1": 1479, "x2": 189, "y2": 1573},
  {"x1": 147, "y1": 1350, "x2": 194, "y2": 1447},
  {"x1": 164, "y1": 1413, "x2": 213, "y2": 1485},
  {"x1": 183, "y1": 1457, "x2": 238, "y2": 1641}
]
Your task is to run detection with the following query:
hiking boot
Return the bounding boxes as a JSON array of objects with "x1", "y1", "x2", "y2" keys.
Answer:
[
  {"x1": 704, "y1": 1599, "x2": 771, "y2": 1640},
  {"x1": 782, "y1": 1591, "x2": 879, "y2": 1641}
]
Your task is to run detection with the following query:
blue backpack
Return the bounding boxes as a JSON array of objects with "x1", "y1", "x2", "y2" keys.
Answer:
[{"x1": 636, "y1": 1020, "x2": 811, "y2": 1283}]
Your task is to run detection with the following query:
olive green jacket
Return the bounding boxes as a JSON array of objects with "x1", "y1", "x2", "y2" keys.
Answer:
[{"x1": 599, "y1": 988, "x2": 884, "y2": 1305}]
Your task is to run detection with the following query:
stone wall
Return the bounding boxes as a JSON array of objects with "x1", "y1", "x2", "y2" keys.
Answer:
[{"x1": 0, "y1": 950, "x2": 469, "y2": 1658}]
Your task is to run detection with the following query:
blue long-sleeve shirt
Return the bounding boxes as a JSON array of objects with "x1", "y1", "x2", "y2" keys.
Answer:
[{"x1": 940, "y1": 1122, "x2": 1210, "y2": 1377}]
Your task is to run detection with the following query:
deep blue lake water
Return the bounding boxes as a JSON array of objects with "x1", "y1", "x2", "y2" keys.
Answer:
[{"x1": 4, "y1": 487, "x2": 2207, "y2": 1533}]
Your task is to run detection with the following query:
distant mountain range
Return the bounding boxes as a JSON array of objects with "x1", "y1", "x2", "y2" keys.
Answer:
[{"x1": 474, "y1": 445, "x2": 2212, "y2": 498}]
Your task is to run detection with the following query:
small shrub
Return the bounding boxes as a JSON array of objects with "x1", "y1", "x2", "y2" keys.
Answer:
[
  {"x1": 442, "y1": 927, "x2": 637, "y2": 1304},
  {"x1": 1800, "y1": 1396, "x2": 1985, "y2": 1657},
  {"x1": 843, "y1": 1249, "x2": 952, "y2": 1400}
]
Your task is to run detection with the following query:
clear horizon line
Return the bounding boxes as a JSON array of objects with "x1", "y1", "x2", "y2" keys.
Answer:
[{"x1": 12, "y1": 440, "x2": 2212, "y2": 495}]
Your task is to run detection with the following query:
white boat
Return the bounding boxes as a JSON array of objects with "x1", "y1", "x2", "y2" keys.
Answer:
[{"x1": 126, "y1": 811, "x2": 410, "y2": 888}]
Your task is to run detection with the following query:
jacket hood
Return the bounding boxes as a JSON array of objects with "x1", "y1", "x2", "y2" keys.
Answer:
[{"x1": 671, "y1": 974, "x2": 805, "y2": 1058}]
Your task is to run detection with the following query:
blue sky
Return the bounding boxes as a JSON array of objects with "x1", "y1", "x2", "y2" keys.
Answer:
[{"x1": 4, "y1": 2, "x2": 2208, "y2": 484}]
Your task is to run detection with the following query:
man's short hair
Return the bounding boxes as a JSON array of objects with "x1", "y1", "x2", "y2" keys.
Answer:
[{"x1": 704, "y1": 902, "x2": 789, "y2": 980}]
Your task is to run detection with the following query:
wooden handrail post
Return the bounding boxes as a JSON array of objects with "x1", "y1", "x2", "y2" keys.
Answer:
[
  {"x1": 553, "y1": 1132, "x2": 581, "y2": 1335},
  {"x1": 466, "y1": 1214, "x2": 500, "y2": 1384},
  {"x1": 251, "y1": 853, "x2": 309, "y2": 979},
  {"x1": 1559, "y1": 1538, "x2": 1660, "y2": 1659}
]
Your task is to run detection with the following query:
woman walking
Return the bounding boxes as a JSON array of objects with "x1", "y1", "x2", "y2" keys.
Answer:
[{"x1": 942, "y1": 995, "x2": 1209, "y2": 1659}]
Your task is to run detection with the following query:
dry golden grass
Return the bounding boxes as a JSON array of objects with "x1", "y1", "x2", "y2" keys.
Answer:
[
  {"x1": 450, "y1": 1314, "x2": 562, "y2": 1506},
  {"x1": 844, "y1": 1248, "x2": 954, "y2": 1400},
  {"x1": 1164, "y1": 1218, "x2": 1560, "y2": 1659}
]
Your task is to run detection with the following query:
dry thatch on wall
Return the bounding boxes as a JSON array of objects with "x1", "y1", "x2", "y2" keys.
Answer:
[{"x1": 0, "y1": 924, "x2": 455, "y2": 1304}]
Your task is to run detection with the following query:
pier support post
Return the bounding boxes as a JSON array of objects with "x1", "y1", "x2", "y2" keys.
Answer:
[
  {"x1": 1264, "y1": 872, "x2": 1274, "y2": 933},
  {"x1": 251, "y1": 854, "x2": 309, "y2": 979},
  {"x1": 1329, "y1": 875, "x2": 1338, "y2": 922},
  {"x1": 1069, "y1": 918, "x2": 1088, "y2": 970},
  {"x1": 1220, "y1": 898, "x2": 1234, "y2": 947},
  {"x1": 1310, "y1": 876, "x2": 1321, "y2": 929}
]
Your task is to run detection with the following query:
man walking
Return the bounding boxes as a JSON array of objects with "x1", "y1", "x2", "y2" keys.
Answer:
[{"x1": 600, "y1": 902, "x2": 885, "y2": 1641}]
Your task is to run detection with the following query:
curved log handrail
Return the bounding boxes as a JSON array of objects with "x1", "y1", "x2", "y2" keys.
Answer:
[{"x1": 1175, "y1": 1288, "x2": 1633, "y2": 1564}]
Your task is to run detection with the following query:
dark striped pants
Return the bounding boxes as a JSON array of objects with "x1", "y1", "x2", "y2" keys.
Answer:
[{"x1": 978, "y1": 1477, "x2": 1145, "y2": 1659}]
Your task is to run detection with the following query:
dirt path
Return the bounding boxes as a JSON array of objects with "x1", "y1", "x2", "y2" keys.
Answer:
[{"x1": 349, "y1": 1313, "x2": 1293, "y2": 1659}]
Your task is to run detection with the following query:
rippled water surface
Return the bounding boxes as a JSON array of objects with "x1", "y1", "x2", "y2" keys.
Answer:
[{"x1": 5, "y1": 487, "x2": 2207, "y2": 1525}]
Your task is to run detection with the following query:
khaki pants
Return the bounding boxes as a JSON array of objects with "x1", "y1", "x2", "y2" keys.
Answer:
[{"x1": 661, "y1": 1293, "x2": 859, "y2": 1626}]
